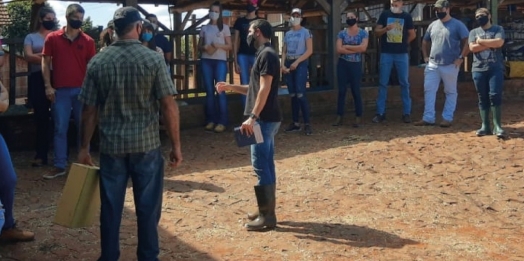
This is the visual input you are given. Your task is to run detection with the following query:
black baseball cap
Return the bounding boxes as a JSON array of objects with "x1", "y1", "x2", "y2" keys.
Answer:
[{"x1": 113, "y1": 7, "x2": 145, "y2": 31}]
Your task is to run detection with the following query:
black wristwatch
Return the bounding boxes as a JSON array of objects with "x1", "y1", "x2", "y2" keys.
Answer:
[
  {"x1": 458, "y1": 55, "x2": 464, "y2": 60},
  {"x1": 249, "y1": 113, "x2": 258, "y2": 120}
]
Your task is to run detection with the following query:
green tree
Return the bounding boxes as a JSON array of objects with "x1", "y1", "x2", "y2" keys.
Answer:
[{"x1": 4, "y1": 0, "x2": 32, "y2": 40}]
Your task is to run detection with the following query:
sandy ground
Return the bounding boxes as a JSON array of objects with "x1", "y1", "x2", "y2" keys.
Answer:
[{"x1": 1, "y1": 100, "x2": 524, "y2": 261}]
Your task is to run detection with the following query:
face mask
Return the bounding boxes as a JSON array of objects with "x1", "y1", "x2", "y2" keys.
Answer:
[
  {"x1": 141, "y1": 32, "x2": 153, "y2": 42},
  {"x1": 290, "y1": 17, "x2": 302, "y2": 26},
  {"x1": 390, "y1": 7, "x2": 401, "y2": 13},
  {"x1": 436, "y1": 12, "x2": 447, "y2": 20},
  {"x1": 476, "y1": 16, "x2": 489, "y2": 26},
  {"x1": 246, "y1": 33, "x2": 256, "y2": 48},
  {"x1": 209, "y1": 12, "x2": 219, "y2": 21},
  {"x1": 68, "y1": 19, "x2": 82, "y2": 29},
  {"x1": 246, "y1": 4, "x2": 257, "y2": 13},
  {"x1": 42, "y1": 20, "x2": 55, "y2": 30},
  {"x1": 346, "y1": 18, "x2": 357, "y2": 26}
]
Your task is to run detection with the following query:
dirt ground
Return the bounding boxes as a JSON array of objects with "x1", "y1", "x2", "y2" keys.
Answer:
[{"x1": 1, "y1": 99, "x2": 524, "y2": 261}]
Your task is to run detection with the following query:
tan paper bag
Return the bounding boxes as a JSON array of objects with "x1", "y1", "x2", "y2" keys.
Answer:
[{"x1": 54, "y1": 163, "x2": 101, "y2": 228}]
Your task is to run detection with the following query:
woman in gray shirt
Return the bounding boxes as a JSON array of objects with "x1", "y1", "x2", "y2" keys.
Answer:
[{"x1": 24, "y1": 6, "x2": 56, "y2": 167}]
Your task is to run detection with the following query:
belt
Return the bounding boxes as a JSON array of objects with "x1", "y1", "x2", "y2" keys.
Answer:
[{"x1": 286, "y1": 55, "x2": 301, "y2": 60}]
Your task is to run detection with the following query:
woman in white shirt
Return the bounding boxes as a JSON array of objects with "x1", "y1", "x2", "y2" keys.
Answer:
[{"x1": 198, "y1": 1, "x2": 232, "y2": 133}]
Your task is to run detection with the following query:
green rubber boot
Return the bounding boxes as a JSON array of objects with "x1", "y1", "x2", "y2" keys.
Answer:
[
  {"x1": 476, "y1": 108, "x2": 492, "y2": 136},
  {"x1": 491, "y1": 106, "x2": 506, "y2": 138}
]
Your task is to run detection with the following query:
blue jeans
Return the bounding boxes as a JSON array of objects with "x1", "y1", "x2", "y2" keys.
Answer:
[
  {"x1": 251, "y1": 121, "x2": 281, "y2": 186},
  {"x1": 285, "y1": 60, "x2": 310, "y2": 124},
  {"x1": 237, "y1": 54, "x2": 256, "y2": 106},
  {"x1": 0, "y1": 134, "x2": 17, "y2": 231},
  {"x1": 423, "y1": 62, "x2": 460, "y2": 123},
  {"x1": 52, "y1": 87, "x2": 83, "y2": 169},
  {"x1": 376, "y1": 53, "x2": 411, "y2": 115},
  {"x1": 472, "y1": 67, "x2": 504, "y2": 109},
  {"x1": 201, "y1": 59, "x2": 228, "y2": 126},
  {"x1": 98, "y1": 148, "x2": 164, "y2": 261},
  {"x1": 337, "y1": 58, "x2": 363, "y2": 117}
]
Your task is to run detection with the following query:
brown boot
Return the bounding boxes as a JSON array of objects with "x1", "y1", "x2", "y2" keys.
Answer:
[
  {"x1": 245, "y1": 185, "x2": 276, "y2": 231},
  {"x1": 246, "y1": 184, "x2": 275, "y2": 221},
  {"x1": 0, "y1": 227, "x2": 35, "y2": 243}
]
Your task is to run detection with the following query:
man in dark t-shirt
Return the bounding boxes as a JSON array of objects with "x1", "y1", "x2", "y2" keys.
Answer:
[
  {"x1": 373, "y1": 0, "x2": 416, "y2": 124},
  {"x1": 216, "y1": 19, "x2": 282, "y2": 232},
  {"x1": 233, "y1": 3, "x2": 259, "y2": 105}
]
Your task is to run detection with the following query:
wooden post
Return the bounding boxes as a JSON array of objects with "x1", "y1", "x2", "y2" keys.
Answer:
[
  {"x1": 123, "y1": 0, "x2": 138, "y2": 7},
  {"x1": 30, "y1": 2, "x2": 46, "y2": 32},
  {"x1": 327, "y1": 0, "x2": 344, "y2": 90},
  {"x1": 490, "y1": 0, "x2": 499, "y2": 25}
]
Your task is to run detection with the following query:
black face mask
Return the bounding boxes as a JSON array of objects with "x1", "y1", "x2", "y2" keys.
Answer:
[
  {"x1": 246, "y1": 33, "x2": 256, "y2": 49},
  {"x1": 246, "y1": 4, "x2": 257, "y2": 14},
  {"x1": 346, "y1": 18, "x2": 357, "y2": 26},
  {"x1": 476, "y1": 16, "x2": 489, "y2": 26},
  {"x1": 436, "y1": 12, "x2": 447, "y2": 20},
  {"x1": 42, "y1": 20, "x2": 55, "y2": 30},
  {"x1": 68, "y1": 19, "x2": 83, "y2": 29}
]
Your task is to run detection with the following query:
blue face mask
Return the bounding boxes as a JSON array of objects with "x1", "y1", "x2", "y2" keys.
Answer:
[{"x1": 141, "y1": 32, "x2": 153, "y2": 42}]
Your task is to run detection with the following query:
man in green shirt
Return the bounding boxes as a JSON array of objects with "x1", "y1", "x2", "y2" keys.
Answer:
[{"x1": 78, "y1": 7, "x2": 182, "y2": 261}]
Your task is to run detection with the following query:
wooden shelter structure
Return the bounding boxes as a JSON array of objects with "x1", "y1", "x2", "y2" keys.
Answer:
[{"x1": 2, "y1": 0, "x2": 518, "y2": 109}]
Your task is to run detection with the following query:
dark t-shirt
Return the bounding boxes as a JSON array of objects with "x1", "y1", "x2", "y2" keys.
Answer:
[
  {"x1": 233, "y1": 16, "x2": 259, "y2": 56},
  {"x1": 377, "y1": 10, "x2": 414, "y2": 54},
  {"x1": 469, "y1": 25, "x2": 505, "y2": 72},
  {"x1": 155, "y1": 34, "x2": 172, "y2": 54},
  {"x1": 245, "y1": 42, "x2": 282, "y2": 122}
]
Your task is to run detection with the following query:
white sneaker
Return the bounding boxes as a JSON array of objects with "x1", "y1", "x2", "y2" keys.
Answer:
[{"x1": 43, "y1": 168, "x2": 66, "y2": 180}]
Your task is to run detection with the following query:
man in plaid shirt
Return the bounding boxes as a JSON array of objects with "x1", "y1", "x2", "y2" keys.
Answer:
[{"x1": 78, "y1": 7, "x2": 182, "y2": 261}]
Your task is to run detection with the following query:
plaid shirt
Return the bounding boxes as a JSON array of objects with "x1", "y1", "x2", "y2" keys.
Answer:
[{"x1": 79, "y1": 39, "x2": 177, "y2": 155}]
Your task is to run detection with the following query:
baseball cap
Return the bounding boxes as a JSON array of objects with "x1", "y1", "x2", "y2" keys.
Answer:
[
  {"x1": 434, "y1": 0, "x2": 450, "y2": 8},
  {"x1": 107, "y1": 19, "x2": 114, "y2": 29},
  {"x1": 291, "y1": 8, "x2": 301, "y2": 15},
  {"x1": 113, "y1": 7, "x2": 145, "y2": 31}
]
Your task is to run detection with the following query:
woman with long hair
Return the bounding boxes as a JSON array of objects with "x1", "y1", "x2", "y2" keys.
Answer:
[
  {"x1": 198, "y1": 1, "x2": 232, "y2": 133},
  {"x1": 141, "y1": 21, "x2": 164, "y2": 56},
  {"x1": 99, "y1": 20, "x2": 115, "y2": 50},
  {"x1": 333, "y1": 11, "x2": 369, "y2": 128},
  {"x1": 24, "y1": 6, "x2": 56, "y2": 167}
]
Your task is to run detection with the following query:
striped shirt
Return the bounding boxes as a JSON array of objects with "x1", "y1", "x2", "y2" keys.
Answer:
[{"x1": 79, "y1": 39, "x2": 177, "y2": 155}]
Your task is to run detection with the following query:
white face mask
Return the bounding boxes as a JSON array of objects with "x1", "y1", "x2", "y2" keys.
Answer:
[
  {"x1": 290, "y1": 17, "x2": 302, "y2": 26},
  {"x1": 209, "y1": 12, "x2": 219, "y2": 21},
  {"x1": 391, "y1": 7, "x2": 401, "y2": 13}
]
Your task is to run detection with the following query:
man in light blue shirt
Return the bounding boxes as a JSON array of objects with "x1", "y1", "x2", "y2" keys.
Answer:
[{"x1": 415, "y1": 0, "x2": 469, "y2": 127}]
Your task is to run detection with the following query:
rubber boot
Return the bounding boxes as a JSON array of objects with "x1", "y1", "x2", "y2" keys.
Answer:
[
  {"x1": 491, "y1": 106, "x2": 506, "y2": 138},
  {"x1": 247, "y1": 184, "x2": 275, "y2": 221},
  {"x1": 245, "y1": 185, "x2": 276, "y2": 231},
  {"x1": 476, "y1": 108, "x2": 492, "y2": 136},
  {"x1": 353, "y1": 117, "x2": 361, "y2": 128}
]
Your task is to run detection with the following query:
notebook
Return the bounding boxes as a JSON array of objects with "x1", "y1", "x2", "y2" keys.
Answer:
[{"x1": 234, "y1": 123, "x2": 264, "y2": 147}]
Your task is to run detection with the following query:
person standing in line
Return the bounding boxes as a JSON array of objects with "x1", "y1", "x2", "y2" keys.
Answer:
[
  {"x1": 78, "y1": 7, "x2": 183, "y2": 260},
  {"x1": 282, "y1": 8, "x2": 313, "y2": 136},
  {"x1": 24, "y1": 6, "x2": 56, "y2": 167},
  {"x1": 216, "y1": 19, "x2": 282, "y2": 231},
  {"x1": 233, "y1": 2, "x2": 259, "y2": 106},
  {"x1": 414, "y1": 0, "x2": 469, "y2": 128},
  {"x1": 41, "y1": 3, "x2": 96, "y2": 179},
  {"x1": 145, "y1": 13, "x2": 173, "y2": 70},
  {"x1": 333, "y1": 11, "x2": 369, "y2": 128},
  {"x1": 373, "y1": 0, "x2": 416, "y2": 124},
  {"x1": 198, "y1": 1, "x2": 232, "y2": 133},
  {"x1": 0, "y1": 81, "x2": 35, "y2": 243},
  {"x1": 469, "y1": 8, "x2": 506, "y2": 137},
  {"x1": 140, "y1": 21, "x2": 164, "y2": 56},
  {"x1": 99, "y1": 20, "x2": 115, "y2": 51}
]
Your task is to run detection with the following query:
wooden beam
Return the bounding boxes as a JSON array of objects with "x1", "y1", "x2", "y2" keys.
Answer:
[
  {"x1": 327, "y1": 0, "x2": 344, "y2": 90},
  {"x1": 123, "y1": 0, "x2": 137, "y2": 7},
  {"x1": 491, "y1": 0, "x2": 498, "y2": 25},
  {"x1": 136, "y1": 5, "x2": 169, "y2": 31},
  {"x1": 184, "y1": 15, "x2": 209, "y2": 32},
  {"x1": 315, "y1": 0, "x2": 331, "y2": 14},
  {"x1": 294, "y1": 0, "x2": 309, "y2": 9},
  {"x1": 181, "y1": 10, "x2": 193, "y2": 29},
  {"x1": 170, "y1": 0, "x2": 214, "y2": 13}
]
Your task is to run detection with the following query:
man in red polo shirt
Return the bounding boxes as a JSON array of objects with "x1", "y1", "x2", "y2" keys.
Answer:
[{"x1": 42, "y1": 3, "x2": 96, "y2": 179}]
